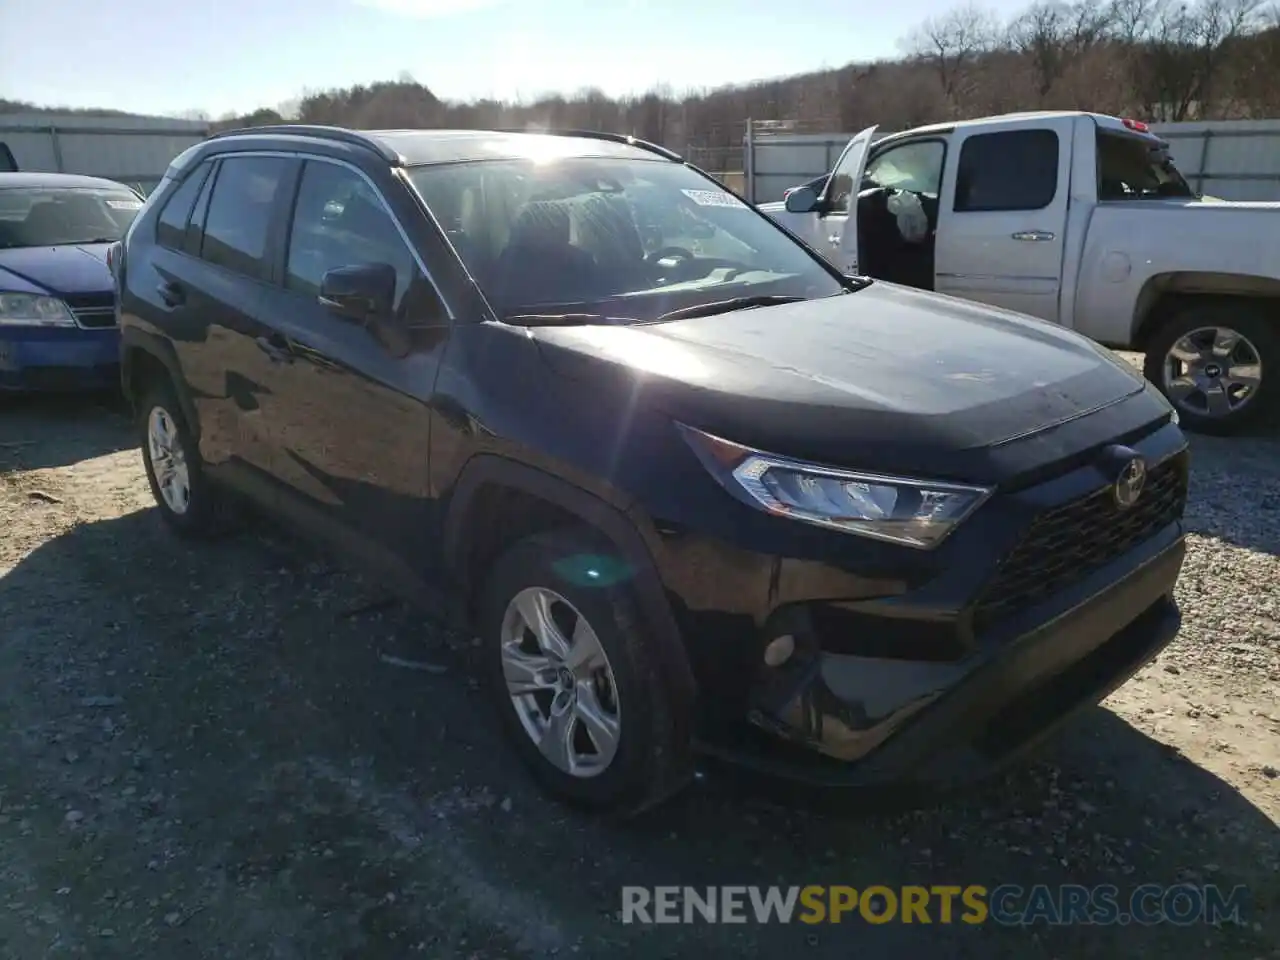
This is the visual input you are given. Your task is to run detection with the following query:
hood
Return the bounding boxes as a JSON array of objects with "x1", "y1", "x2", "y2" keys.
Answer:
[
  {"x1": 0, "y1": 243, "x2": 113, "y2": 297},
  {"x1": 532, "y1": 283, "x2": 1160, "y2": 483}
]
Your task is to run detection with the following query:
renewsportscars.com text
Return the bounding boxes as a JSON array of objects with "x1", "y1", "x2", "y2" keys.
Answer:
[{"x1": 620, "y1": 884, "x2": 1249, "y2": 926}]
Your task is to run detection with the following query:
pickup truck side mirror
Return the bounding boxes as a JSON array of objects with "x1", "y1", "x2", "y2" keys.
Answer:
[{"x1": 784, "y1": 185, "x2": 822, "y2": 214}]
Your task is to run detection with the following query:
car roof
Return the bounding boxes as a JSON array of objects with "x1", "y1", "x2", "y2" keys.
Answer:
[
  {"x1": 0, "y1": 172, "x2": 134, "y2": 190},
  {"x1": 202, "y1": 125, "x2": 678, "y2": 167}
]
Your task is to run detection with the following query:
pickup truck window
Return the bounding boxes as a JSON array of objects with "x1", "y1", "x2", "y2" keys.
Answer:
[
  {"x1": 1096, "y1": 131, "x2": 1195, "y2": 200},
  {"x1": 863, "y1": 141, "x2": 945, "y2": 197},
  {"x1": 827, "y1": 141, "x2": 872, "y2": 215},
  {"x1": 954, "y1": 129, "x2": 1058, "y2": 212}
]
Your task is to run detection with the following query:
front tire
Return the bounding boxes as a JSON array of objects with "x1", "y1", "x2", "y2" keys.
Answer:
[
  {"x1": 479, "y1": 528, "x2": 694, "y2": 815},
  {"x1": 1143, "y1": 300, "x2": 1278, "y2": 435},
  {"x1": 138, "y1": 379, "x2": 227, "y2": 538}
]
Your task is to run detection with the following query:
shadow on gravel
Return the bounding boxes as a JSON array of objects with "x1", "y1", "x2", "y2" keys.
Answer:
[
  {"x1": 1, "y1": 509, "x2": 1275, "y2": 960},
  {"x1": 0, "y1": 391, "x2": 132, "y2": 471},
  {"x1": 1183, "y1": 432, "x2": 1280, "y2": 557}
]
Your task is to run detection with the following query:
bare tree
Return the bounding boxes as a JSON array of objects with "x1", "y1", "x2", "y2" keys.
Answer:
[
  {"x1": 903, "y1": 4, "x2": 1003, "y2": 115},
  {"x1": 1126, "y1": 0, "x2": 1262, "y2": 119},
  {"x1": 1009, "y1": 0, "x2": 1116, "y2": 99}
]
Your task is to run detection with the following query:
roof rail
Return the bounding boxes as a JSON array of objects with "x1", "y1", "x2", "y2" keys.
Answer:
[
  {"x1": 495, "y1": 128, "x2": 683, "y2": 162},
  {"x1": 204, "y1": 124, "x2": 402, "y2": 164}
]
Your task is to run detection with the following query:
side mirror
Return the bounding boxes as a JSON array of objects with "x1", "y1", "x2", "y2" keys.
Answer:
[
  {"x1": 784, "y1": 184, "x2": 821, "y2": 214},
  {"x1": 319, "y1": 263, "x2": 396, "y2": 324}
]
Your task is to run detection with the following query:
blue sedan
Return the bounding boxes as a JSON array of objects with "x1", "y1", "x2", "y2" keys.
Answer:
[{"x1": 0, "y1": 173, "x2": 144, "y2": 392}]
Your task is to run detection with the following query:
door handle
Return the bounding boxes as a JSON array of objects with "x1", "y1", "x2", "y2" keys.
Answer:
[
  {"x1": 828, "y1": 235, "x2": 841, "y2": 246},
  {"x1": 156, "y1": 281, "x2": 185, "y2": 307},
  {"x1": 255, "y1": 334, "x2": 293, "y2": 364},
  {"x1": 1012, "y1": 230, "x2": 1055, "y2": 242}
]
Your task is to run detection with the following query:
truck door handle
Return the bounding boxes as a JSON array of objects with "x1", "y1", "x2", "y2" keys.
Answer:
[
  {"x1": 255, "y1": 333, "x2": 293, "y2": 364},
  {"x1": 828, "y1": 235, "x2": 841, "y2": 246},
  {"x1": 1012, "y1": 230, "x2": 1055, "y2": 242},
  {"x1": 156, "y1": 281, "x2": 185, "y2": 307}
]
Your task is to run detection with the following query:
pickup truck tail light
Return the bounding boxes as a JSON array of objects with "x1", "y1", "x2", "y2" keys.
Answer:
[{"x1": 1121, "y1": 118, "x2": 1150, "y2": 132}]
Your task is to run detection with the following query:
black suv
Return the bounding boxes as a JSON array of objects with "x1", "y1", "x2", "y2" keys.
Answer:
[{"x1": 115, "y1": 125, "x2": 1189, "y2": 813}]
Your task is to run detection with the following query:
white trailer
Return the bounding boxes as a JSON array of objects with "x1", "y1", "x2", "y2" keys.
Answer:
[{"x1": 0, "y1": 113, "x2": 211, "y2": 196}]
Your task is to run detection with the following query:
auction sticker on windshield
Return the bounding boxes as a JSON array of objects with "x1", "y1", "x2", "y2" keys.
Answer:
[
  {"x1": 681, "y1": 189, "x2": 746, "y2": 209},
  {"x1": 106, "y1": 199, "x2": 143, "y2": 210}
]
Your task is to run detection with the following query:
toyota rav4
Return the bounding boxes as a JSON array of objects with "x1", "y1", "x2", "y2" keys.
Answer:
[{"x1": 114, "y1": 125, "x2": 1189, "y2": 814}]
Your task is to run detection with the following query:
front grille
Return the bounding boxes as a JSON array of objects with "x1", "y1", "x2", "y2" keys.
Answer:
[
  {"x1": 62, "y1": 292, "x2": 114, "y2": 310},
  {"x1": 64, "y1": 293, "x2": 117, "y2": 329},
  {"x1": 974, "y1": 452, "x2": 1187, "y2": 628}
]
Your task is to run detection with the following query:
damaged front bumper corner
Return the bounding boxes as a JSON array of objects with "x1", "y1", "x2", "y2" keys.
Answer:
[{"x1": 740, "y1": 536, "x2": 1186, "y2": 788}]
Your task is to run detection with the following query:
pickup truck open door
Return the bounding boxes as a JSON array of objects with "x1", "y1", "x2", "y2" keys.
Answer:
[
  {"x1": 933, "y1": 116, "x2": 1076, "y2": 323},
  {"x1": 815, "y1": 125, "x2": 876, "y2": 274}
]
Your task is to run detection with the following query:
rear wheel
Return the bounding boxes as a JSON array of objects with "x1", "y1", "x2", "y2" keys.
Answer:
[
  {"x1": 139, "y1": 379, "x2": 228, "y2": 537},
  {"x1": 479, "y1": 528, "x2": 694, "y2": 814},
  {"x1": 1143, "y1": 301, "x2": 1277, "y2": 435}
]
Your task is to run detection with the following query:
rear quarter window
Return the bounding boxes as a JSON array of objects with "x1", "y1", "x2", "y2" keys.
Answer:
[{"x1": 155, "y1": 162, "x2": 212, "y2": 250}]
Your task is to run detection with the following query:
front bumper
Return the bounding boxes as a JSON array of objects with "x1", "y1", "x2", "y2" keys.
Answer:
[
  {"x1": 0, "y1": 327, "x2": 120, "y2": 392},
  {"x1": 698, "y1": 532, "x2": 1183, "y2": 789},
  {"x1": 649, "y1": 413, "x2": 1190, "y2": 790}
]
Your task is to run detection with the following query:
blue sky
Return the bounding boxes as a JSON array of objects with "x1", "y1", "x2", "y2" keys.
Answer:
[{"x1": 3, "y1": 0, "x2": 1024, "y2": 118}]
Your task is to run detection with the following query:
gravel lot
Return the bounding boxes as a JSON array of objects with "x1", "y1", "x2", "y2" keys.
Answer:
[{"x1": 1, "y1": 375, "x2": 1277, "y2": 959}]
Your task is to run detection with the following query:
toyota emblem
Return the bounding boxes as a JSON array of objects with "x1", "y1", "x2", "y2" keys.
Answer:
[{"x1": 1113, "y1": 457, "x2": 1147, "y2": 509}]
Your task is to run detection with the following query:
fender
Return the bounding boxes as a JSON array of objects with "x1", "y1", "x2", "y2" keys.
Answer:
[
  {"x1": 443, "y1": 454, "x2": 698, "y2": 706},
  {"x1": 119, "y1": 326, "x2": 199, "y2": 436}
]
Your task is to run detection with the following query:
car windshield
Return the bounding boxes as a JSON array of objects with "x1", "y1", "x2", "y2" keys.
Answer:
[
  {"x1": 406, "y1": 155, "x2": 846, "y2": 322},
  {"x1": 1096, "y1": 131, "x2": 1196, "y2": 201},
  {"x1": 0, "y1": 185, "x2": 143, "y2": 249}
]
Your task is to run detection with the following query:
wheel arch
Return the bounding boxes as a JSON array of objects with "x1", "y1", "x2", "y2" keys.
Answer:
[
  {"x1": 1131, "y1": 271, "x2": 1280, "y2": 349},
  {"x1": 442, "y1": 454, "x2": 697, "y2": 707},
  {"x1": 119, "y1": 328, "x2": 199, "y2": 433}
]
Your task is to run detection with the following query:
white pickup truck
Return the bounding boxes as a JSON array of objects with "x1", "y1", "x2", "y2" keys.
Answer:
[{"x1": 759, "y1": 111, "x2": 1279, "y2": 434}]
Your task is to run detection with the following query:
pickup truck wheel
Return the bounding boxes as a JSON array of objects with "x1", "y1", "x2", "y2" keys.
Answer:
[
  {"x1": 1144, "y1": 304, "x2": 1277, "y2": 435},
  {"x1": 479, "y1": 528, "x2": 694, "y2": 815}
]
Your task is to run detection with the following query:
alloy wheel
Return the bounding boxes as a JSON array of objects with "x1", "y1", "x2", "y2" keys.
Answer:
[
  {"x1": 147, "y1": 405, "x2": 191, "y2": 516},
  {"x1": 1161, "y1": 325, "x2": 1263, "y2": 420},
  {"x1": 499, "y1": 586, "x2": 621, "y2": 778}
]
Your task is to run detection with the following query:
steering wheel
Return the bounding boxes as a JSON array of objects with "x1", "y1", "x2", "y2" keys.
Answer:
[{"x1": 647, "y1": 245, "x2": 696, "y2": 265}]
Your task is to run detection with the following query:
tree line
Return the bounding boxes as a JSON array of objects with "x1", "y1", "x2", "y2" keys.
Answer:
[{"x1": 6, "y1": 0, "x2": 1278, "y2": 167}]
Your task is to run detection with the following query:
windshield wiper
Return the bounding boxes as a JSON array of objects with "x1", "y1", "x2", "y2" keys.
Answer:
[{"x1": 656, "y1": 295, "x2": 807, "y2": 323}]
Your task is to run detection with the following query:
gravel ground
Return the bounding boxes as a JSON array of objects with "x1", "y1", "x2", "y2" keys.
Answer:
[{"x1": 1, "y1": 376, "x2": 1278, "y2": 959}]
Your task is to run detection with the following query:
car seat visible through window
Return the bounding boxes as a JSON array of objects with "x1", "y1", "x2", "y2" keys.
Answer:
[{"x1": 491, "y1": 200, "x2": 602, "y2": 309}]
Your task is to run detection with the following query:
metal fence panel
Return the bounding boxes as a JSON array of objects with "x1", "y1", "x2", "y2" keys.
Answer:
[{"x1": 0, "y1": 115, "x2": 210, "y2": 192}]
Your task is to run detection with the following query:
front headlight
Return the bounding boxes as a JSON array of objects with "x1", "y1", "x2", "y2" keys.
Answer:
[
  {"x1": 0, "y1": 293, "x2": 77, "y2": 327},
  {"x1": 679, "y1": 424, "x2": 992, "y2": 549}
]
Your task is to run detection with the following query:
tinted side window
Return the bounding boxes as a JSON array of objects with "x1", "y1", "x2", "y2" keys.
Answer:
[
  {"x1": 200, "y1": 156, "x2": 289, "y2": 278},
  {"x1": 156, "y1": 162, "x2": 211, "y2": 250},
  {"x1": 285, "y1": 160, "x2": 418, "y2": 308},
  {"x1": 954, "y1": 130, "x2": 1059, "y2": 212},
  {"x1": 184, "y1": 162, "x2": 217, "y2": 255}
]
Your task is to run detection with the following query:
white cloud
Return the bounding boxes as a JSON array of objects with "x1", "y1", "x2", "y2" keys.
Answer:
[{"x1": 354, "y1": 0, "x2": 505, "y2": 15}]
